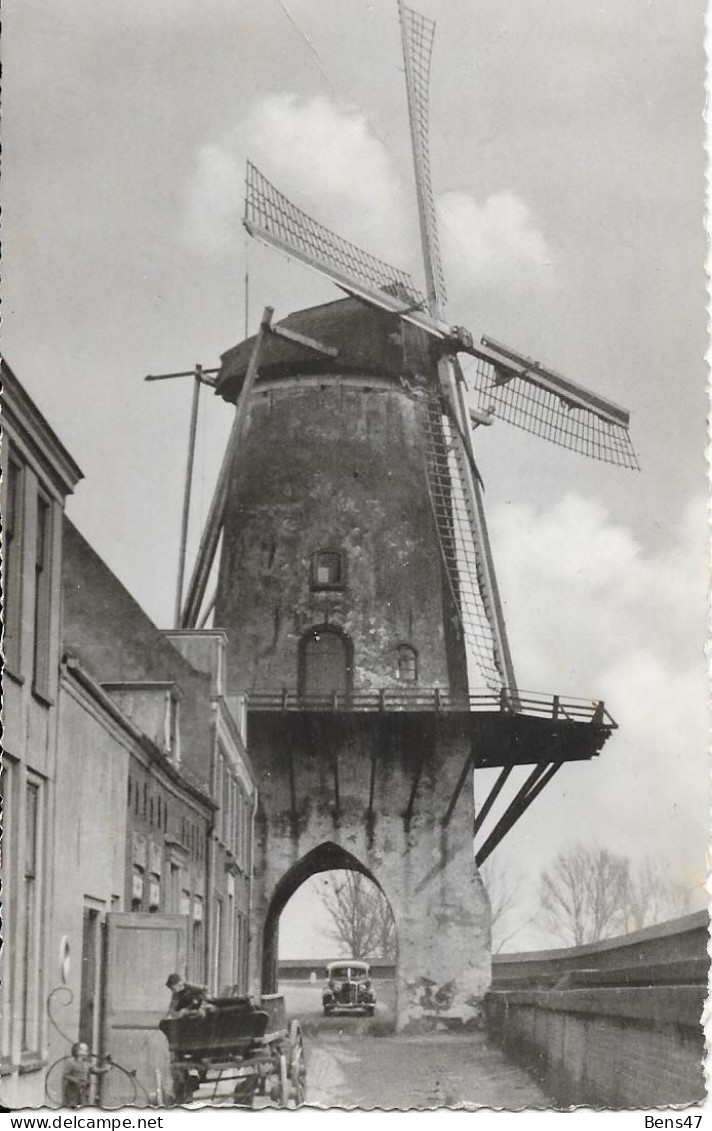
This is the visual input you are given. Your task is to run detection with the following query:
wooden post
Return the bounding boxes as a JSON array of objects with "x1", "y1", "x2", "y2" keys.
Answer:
[
  {"x1": 174, "y1": 369, "x2": 202, "y2": 627},
  {"x1": 181, "y1": 308, "x2": 274, "y2": 627}
]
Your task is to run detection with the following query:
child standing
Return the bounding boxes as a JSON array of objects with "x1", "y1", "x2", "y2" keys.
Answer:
[{"x1": 62, "y1": 1042, "x2": 111, "y2": 1108}]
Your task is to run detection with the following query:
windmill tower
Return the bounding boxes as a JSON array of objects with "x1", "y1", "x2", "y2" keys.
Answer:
[{"x1": 177, "y1": 2, "x2": 636, "y2": 1031}]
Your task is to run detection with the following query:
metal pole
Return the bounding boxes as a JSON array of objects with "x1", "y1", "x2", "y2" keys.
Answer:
[{"x1": 174, "y1": 368, "x2": 202, "y2": 627}]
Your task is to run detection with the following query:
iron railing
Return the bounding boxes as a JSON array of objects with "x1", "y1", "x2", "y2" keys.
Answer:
[{"x1": 244, "y1": 687, "x2": 616, "y2": 727}]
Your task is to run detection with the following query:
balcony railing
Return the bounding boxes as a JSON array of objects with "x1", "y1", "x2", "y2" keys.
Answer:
[{"x1": 245, "y1": 687, "x2": 616, "y2": 727}]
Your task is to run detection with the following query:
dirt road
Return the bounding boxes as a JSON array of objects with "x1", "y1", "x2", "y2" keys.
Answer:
[{"x1": 283, "y1": 982, "x2": 549, "y2": 1110}]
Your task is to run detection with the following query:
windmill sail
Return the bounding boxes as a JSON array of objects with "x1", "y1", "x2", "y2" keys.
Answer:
[
  {"x1": 398, "y1": 1, "x2": 446, "y2": 315},
  {"x1": 468, "y1": 339, "x2": 640, "y2": 469},
  {"x1": 244, "y1": 161, "x2": 440, "y2": 323},
  {"x1": 421, "y1": 390, "x2": 505, "y2": 691},
  {"x1": 399, "y1": 3, "x2": 518, "y2": 693}
]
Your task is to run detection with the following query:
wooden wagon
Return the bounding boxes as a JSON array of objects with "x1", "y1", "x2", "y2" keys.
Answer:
[{"x1": 159, "y1": 994, "x2": 306, "y2": 1108}]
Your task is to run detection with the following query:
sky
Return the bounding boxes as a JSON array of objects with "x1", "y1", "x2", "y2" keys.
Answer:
[{"x1": 4, "y1": 0, "x2": 708, "y2": 954}]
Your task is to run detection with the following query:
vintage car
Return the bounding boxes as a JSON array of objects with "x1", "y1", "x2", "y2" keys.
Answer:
[{"x1": 322, "y1": 961, "x2": 376, "y2": 1016}]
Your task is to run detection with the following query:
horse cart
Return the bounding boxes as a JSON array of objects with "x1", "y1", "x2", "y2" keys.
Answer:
[{"x1": 159, "y1": 994, "x2": 306, "y2": 1108}]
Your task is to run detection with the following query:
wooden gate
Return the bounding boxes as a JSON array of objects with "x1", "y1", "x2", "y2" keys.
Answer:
[{"x1": 102, "y1": 912, "x2": 187, "y2": 1106}]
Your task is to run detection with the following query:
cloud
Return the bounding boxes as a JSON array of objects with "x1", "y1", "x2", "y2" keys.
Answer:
[
  {"x1": 491, "y1": 492, "x2": 707, "y2": 689},
  {"x1": 183, "y1": 94, "x2": 411, "y2": 265},
  {"x1": 486, "y1": 491, "x2": 707, "y2": 890},
  {"x1": 438, "y1": 188, "x2": 557, "y2": 291}
]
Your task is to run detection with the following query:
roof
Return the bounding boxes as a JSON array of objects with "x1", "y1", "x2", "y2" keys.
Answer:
[
  {"x1": 61, "y1": 516, "x2": 205, "y2": 689},
  {"x1": 1, "y1": 357, "x2": 84, "y2": 495},
  {"x1": 216, "y1": 296, "x2": 436, "y2": 403},
  {"x1": 327, "y1": 960, "x2": 370, "y2": 970}
]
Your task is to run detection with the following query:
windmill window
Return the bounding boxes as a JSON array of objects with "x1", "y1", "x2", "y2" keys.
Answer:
[
  {"x1": 396, "y1": 644, "x2": 418, "y2": 682},
  {"x1": 311, "y1": 550, "x2": 344, "y2": 591}
]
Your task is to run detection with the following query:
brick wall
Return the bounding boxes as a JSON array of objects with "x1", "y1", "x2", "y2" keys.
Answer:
[{"x1": 486, "y1": 913, "x2": 707, "y2": 1108}]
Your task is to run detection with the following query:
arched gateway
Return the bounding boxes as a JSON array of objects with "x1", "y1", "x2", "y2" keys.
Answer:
[{"x1": 261, "y1": 842, "x2": 390, "y2": 994}]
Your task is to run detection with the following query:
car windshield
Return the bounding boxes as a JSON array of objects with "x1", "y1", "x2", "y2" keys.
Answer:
[{"x1": 329, "y1": 965, "x2": 368, "y2": 980}]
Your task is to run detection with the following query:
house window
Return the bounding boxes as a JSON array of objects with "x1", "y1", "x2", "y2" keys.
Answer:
[
  {"x1": 148, "y1": 875, "x2": 160, "y2": 913},
  {"x1": 22, "y1": 779, "x2": 42, "y2": 1051},
  {"x1": 396, "y1": 644, "x2": 418, "y2": 682},
  {"x1": 0, "y1": 760, "x2": 15, "y2": 1058},
  {"x1": 311, "y1": 549, "x2": 344, "y2": 591},
  {"x1": 299, "y1": 626, "x2": 352, "y2": 699},
  {"x1": 3, "y1": 454, "x2": 23, "y2": 672},
  {"x1": 131, "y1": 867, "x2": 144, "y2": 912},
  {"x1": 192, "y1": 897, "x2": 204, "y2": 982},
  {"x1": 32, "y1": 493, "x2": 52, "y2": 698},
  {"x1": 164, "y1": 693, "x2": 180, "y2": 761}
]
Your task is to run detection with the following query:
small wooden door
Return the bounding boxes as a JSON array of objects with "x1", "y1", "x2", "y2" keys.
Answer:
[
  {"x1": 300, "y1": 628, "x2": 351, "y2": 698},
  {"x1": 102, "y1": 913, "x2": 188, "y2": 1106}
]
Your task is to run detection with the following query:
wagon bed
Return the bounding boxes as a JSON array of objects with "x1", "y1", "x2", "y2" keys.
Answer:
[{"x1": 159, "y1": 993, "x2": 306, "y2": 1107}]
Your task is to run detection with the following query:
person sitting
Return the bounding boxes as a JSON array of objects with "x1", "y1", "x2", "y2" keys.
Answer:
[
  {"x1": 165, "y1": 973, "x2": 213, "y2": 1016},
  {"x1": 62, "y1": 1042, "x2": 111, "y2": 1108}
]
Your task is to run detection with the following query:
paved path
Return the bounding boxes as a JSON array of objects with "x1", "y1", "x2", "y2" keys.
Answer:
[
  {"x1": 303, "y1": 1026, "x2": 549, "y2": 1110},
  {"x1": 284, "y1": 982, "x2": 549, "y2": 1110}
]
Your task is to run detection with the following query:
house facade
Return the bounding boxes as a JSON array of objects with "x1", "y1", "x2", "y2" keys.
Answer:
[
  {"x1": 1, "y1": 361, "x2": 83, "y2": 1108},
  {"x1": 1, "y1": 367, "x2": 256, "y2": 1107}
]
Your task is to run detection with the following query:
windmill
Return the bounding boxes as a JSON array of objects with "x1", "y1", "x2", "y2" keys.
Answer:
[{"x1": 180, "y1": 0, "x2": 637, "y2": 709}]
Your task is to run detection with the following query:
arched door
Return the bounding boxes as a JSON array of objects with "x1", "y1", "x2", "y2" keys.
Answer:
[{"x1": 299, "y1": 627, "x2": 352, "y2": 700}]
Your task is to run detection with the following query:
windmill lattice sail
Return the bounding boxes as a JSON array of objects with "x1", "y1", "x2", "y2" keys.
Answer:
[
  {"x1": 469, "y1": 354, "x2": 640, "y2": 469},
  {"x1": 421, "y1": 391, "x2": 504, "y2": 691},
  {"x1": 399, "y1": 1, "x2": 447, "y2": 312},
  {"x1": 244, "y1": 161, "x2": 425, "y2": 310}
]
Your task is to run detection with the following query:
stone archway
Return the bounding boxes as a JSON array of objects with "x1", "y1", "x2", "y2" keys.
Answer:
[{"x1": 261, "y1": 841, "x2": 392, "y2": 994}]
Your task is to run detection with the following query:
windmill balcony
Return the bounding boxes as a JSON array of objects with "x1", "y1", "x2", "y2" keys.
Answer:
[{"x1": 244, "y1": 686, "x2": 616, "y2": 726}]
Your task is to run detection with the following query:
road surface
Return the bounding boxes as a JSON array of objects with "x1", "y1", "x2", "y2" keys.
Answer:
[{"x1": 282, "y1": 981, "x2": 549, "y2": 1110}]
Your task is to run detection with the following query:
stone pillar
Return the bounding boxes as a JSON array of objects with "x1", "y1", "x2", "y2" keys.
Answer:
[{"x1": 247, "y1": 714, "x2": 492, "y2": 1032}]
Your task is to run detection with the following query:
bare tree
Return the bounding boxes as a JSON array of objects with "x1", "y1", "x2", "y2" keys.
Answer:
[
  {"x1": 539, "y1": 844, "x2": 631, "y2": 946},
  {"x1": 618, "y1": 856, "x2": 692, "y2": 934},
  {"x1": 480, "y1": 855, "x2": 534, "y2": 953},
  {"x1": 539, "y1": 845, "x2": 695, "y2": 947},
  {"x1": 319, "y1": 871, "x2": 396, "y2": 960}
]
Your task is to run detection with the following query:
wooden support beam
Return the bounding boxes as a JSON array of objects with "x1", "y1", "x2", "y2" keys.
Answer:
[
  {"x1": 174, "y1": 370, "x2": 202, "y2": 627},
  {"x1": 475, "y1": 761, "x2": 563, "y2": 867},
  {"x1": 181, "y1": 307, "x2": 274, "y2": 627},
  {"x1": 473, "y1": 765, "x2": 512, "y2": 837},
  {"x1": 442, "y1": 743, "x2": 474, "y2": 827},
  {"x1": 270, "y1": 323, "x2": 339, "y2": 358}
]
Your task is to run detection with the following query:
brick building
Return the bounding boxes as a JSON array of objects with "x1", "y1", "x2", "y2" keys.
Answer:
[{"x1": 60, "y1": 520, "x2": 256, "y2": 1001}]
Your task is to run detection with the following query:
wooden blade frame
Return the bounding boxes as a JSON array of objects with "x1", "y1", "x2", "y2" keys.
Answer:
[{"x1": 398, "y1": 1, "x2": 517, "y2": 693}]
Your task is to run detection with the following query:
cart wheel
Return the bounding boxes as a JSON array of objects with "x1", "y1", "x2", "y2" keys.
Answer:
[
  {"x1": 278, "y1": 1053, "x2": 289, "y2": 1108},
  {"x1": 289, "y1": 1020, "x2": 307, "y2": 1106}
]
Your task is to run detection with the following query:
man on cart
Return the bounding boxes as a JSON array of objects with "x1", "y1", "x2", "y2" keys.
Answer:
[{"x1": 165, "y1": 973, "x2": 214, "y2": 1016}]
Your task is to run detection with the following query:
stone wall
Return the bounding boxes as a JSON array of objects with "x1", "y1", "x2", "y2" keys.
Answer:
[{"x1": 486, "y1": 913, "x2": 707, "y2": 1107}]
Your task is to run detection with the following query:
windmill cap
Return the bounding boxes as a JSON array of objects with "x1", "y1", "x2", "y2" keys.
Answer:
[{"x1": 216, "y1": 296, "x2": 435, "y2": 403}]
